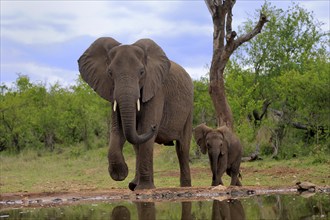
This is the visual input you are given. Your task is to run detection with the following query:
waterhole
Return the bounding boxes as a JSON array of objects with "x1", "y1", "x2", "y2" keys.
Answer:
[{"x1": 1, "y1": 193, "x2": 329, "y2": 219}]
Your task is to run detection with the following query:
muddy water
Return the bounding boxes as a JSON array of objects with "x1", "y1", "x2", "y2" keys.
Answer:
[{"x1": 1, "y1": 193, "x2": 329, "y2": 220}]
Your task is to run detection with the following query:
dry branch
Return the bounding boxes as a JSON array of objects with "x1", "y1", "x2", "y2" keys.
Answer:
[{"x1": 205, "y1": 0, "x2": 268, "y2": 130}]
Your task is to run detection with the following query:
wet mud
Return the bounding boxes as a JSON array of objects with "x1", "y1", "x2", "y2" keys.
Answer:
[{"x1": 1, "y1": 186, "x2": 329, "y2": 209}]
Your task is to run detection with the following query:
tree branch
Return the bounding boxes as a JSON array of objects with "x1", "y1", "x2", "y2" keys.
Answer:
[
  {"x1": 234, "y1": 13, "x2": 269, "y2": 50},
  {"x1": 205, "y1": 1, "x2": 268, "y2": 130},
  {"x1": 204, "y1": 0, "x2": 220, "y2": 16},
  {"x1": 225, "y1": 0, "x2": 236, "y2": 41}
]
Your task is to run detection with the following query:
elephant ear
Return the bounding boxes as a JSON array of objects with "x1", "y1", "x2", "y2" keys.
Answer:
[
  {"x1": 218, "y1": 126, "x2": 231, "y2": 155},
  {"x1": 78, "y1": 37, "x2": 121, "y2": 102},
  {"x1": 193, "y1": 123, "x2": 212, "y2": 154},
  {"x1": 133, "y1": 39, "x2": 171, "y2": 103}
]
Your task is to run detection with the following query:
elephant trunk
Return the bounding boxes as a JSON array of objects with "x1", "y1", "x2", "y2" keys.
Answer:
[
  {"x1": 210, "y1": 153, "x2": 219, "y2": 185},
  {"x1": 117, "y1": 95, "x2": 155, "y2": 145}
]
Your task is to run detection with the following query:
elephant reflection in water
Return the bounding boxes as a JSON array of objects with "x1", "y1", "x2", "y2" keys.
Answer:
[
  {"x1": 111, "y1": 202, "x2": 192, "y2": 220},
  {"x1": 111, "y1": 200, "x2": 244, "y2": 219},
  {"x1": 111, "y1": 202, "x2": 155, "y2": 220},
  {"x1": 111, "y1": 205, "x2": 131, "y2": 220},
  {"x1": 212, "y1": 199, "x2": 246, "y2": 220}
]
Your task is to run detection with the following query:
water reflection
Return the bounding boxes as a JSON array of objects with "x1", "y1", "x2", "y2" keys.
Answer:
[
  {"x1": 212, "y1": 199, "x2": 245, "y2": 220},
  {"x1": 111, "y1": 206, "x2": 130, "y2": 220},
  {"x1": 1, "y1": 193, "x2": 329, "y2": 219},
  {"x1": 110, "y1": 202, "x2": 194, "y2": 220},
  {"x1": 123, "y1": 200, "x2": 245, "y2": 220}
]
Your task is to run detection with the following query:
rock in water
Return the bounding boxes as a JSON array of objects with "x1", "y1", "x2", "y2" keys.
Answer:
[{"x1": 296, "y1": 181, "x2": 316, "y2": 192}]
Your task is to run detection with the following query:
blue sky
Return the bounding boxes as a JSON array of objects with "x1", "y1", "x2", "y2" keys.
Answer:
[{"x1": 1, "y1": 1, "x2": 329, "y2": 87}]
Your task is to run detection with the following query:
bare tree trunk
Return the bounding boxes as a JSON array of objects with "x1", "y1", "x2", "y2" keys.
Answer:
[
  {"x1": 44, "y1": 132, "x2": 55, "y2": 151},
  {"x1": 205, "y1": 0, "x2": 268, "y2": 130}
]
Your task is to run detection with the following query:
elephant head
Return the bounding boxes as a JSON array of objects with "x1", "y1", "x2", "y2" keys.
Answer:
[
  {"x1": 78, "y1": 38, "x2": 170, "y2": 144},
  {"x1": 193, "y1": 124, "x2": 230, "y2": 184}
]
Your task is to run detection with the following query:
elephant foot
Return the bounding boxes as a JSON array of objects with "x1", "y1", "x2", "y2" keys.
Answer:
[
  {"x1": 134, "y1": 183, "x2": 156, "y2": 191},
  {"x1": 180, "y1": 179, "x2": 192, "y2": 187},
  {"x1": 108, "y1": 162, "x2": 128, "y2": 181},
  {"x1": 236, "y1": 180, "x2": 242, "y2": 187},
  {"x1": 128, "y1": 180, "x2": 155, "y2": 191},
  {"x1": 212, "y1": 181, "x2": 223, "y2": 186},
  {"x1": 128, "y1": 181, "x2": 137, "y2": 191}
]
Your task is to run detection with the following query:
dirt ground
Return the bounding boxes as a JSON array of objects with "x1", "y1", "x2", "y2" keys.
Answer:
[
  {"x1": 1, "y1": 183, "x2": 329, "y2": 209},
  {"x1": 1, "y1": 163, "x2": 329, "y2": 209},
  {"x1": 0, "y1": 186, "x2": 303, "y2": 208}
]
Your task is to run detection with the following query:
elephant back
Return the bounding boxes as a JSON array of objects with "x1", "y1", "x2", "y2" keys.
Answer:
[{"x1": 165, "y1": 61, "x2": 193, "y2": 102}]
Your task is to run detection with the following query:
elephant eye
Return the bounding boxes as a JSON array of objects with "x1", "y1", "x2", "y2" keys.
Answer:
[
  {"x1": 206, "y1": 142, "x2": 211, "y2": 148},
  {"x1": 139, "y1": 68, "x2": 145, "y2": 76}
]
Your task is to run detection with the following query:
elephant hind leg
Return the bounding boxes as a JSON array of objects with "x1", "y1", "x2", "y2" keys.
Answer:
[
  {"x1": 175, "y1": 112, "x2": 192, "y2": 187},
  {"x1": 176, "y1": 140, "x2": 192, "y2": 187},
  {"x1": 227, "y1": 169, "x2": 242, "y2": 186}
]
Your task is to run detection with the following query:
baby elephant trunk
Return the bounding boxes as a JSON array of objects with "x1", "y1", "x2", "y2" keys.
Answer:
[{"x1": 211, "y1": 153, "x2": 220, "y2": 186}]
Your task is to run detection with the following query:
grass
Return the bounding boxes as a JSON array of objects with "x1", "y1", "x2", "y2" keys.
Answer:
[{"x1": 0, "y1": 144, "x2": 329, "y2": 194}]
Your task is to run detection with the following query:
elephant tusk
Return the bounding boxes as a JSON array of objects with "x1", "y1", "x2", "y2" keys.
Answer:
[
  {"x1": 137, "y1": 99, "x2": 140, "y2": 112},
  {"x1": 113, "y1": 100, "x2": 117, "y2": 112}
]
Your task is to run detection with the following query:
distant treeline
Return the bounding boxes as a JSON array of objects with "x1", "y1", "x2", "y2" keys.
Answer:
[
  {"x1": 0, "y1": 77, "x2": 111, "y2": 152},
  {"x1": 1, "y1": 3, "x2": 329, "y2": 159}
]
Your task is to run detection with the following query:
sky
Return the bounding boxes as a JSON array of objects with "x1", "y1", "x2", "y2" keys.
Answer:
[{"x1": 1, "y1": 0, "x2": 329, "y2": 88}]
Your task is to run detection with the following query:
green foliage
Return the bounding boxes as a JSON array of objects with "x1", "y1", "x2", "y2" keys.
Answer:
[
  {"x1": 193, "y1": 75, "x2": 216, "y2": 127},
  {"x1": 224, "y1": 2, "x2": 330, "y2": 159},
  {"x1": 188, "y1": 2, "x2": 330, "y2": 160},
  {"x1": 0, "y1": 75, "x2": 110, "y2": 153},
  {"x1": 274, "y1": 62, "x2": 330, "y2": 130},
  {"x1": 225, "y1": 61, "x2": 264, "y2": 123}
]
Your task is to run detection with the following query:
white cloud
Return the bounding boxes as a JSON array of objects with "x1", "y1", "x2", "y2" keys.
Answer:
[
  {"x1": 300, "y1": 1, "x2": 330, "y2": 31},
  {"x1": 184, "y1": 66, "x2": 210, "y2": 80},
  {"x1": 1, "y1": 1, "x2": 211, "y2": 45},
  {"x1": 1, "y1": 0, "x2": 328, "y2": 85},
  {"x1": 1, "y1": 62, "x2": 78, "y2": 87}
]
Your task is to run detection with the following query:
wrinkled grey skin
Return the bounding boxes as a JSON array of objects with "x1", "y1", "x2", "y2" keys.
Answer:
[
  {"x1": 193, "y1": 124, "x2": 242, "y2": 186},
  {"x1": 78, "y1": 37, "x2": 193, "y2": 190}
]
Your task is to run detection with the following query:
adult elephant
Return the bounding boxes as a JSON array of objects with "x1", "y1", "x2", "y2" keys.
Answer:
[{"x1": 78, "y1": 37, "x2": 193, "y2": 190}]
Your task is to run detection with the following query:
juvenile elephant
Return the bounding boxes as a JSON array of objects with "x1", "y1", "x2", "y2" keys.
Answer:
[
  {"x1": 193, "y1": 124, "x2": 242, "y2": 186},
  {"x1": 78, "y1": 37, "x2": 193, "y2": 190}
]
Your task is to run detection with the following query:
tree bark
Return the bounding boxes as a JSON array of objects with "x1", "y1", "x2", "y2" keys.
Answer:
[{"x1": 205, "y1": 0, "x2": 268, "y2": 130}]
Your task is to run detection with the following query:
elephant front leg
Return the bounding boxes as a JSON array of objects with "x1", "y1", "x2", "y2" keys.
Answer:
[
  {"x1": 215, "y1": 168, "x2": 226, "y2": 186},
  {"x1": 134, "y1": 140, "x2": 156, "y2": 190},
  {"x1": 210, "y1": 154, "x2": 225, "y2": 186},
  {"x1": 215, "y1": 154, "x2": 228, "y2": 186},
  {"x1": 212, "y1": 174, "x2": 219, "y2": 186},
  {"x1": 108, "y1": 114, "x2": 128, "y2": 181},
  {"x1": 209, "y1": 154, "x2": 220, "y2": 186},
  {"x1": 128, "y1": 144, "x2": 139, "y2": 191}
]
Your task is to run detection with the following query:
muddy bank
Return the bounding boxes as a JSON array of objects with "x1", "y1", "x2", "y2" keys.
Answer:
[{"x1": 1, "y1": 185, "x2": 329, "y2": 209}]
